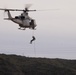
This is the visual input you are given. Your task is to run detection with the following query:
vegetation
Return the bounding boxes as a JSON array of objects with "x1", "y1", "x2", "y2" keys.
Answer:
[{"x1": 0, "y1": 54, "x2": 76, "y2": 75}]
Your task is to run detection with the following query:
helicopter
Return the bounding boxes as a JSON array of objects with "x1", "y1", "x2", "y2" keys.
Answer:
[{"x1": 0, "y1": 5, "x2": 37, "y2": 30}]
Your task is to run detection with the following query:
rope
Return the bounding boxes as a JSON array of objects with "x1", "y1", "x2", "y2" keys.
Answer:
[
  {"x1": 34, "y1": 39, "x2": 36, "y2": 57},
  {"x1": 32, "y1": 30, "x2": 36, "y2": 57},
  {"x1": 32, "y1": 30, "x2": 34, "y2": 36}
]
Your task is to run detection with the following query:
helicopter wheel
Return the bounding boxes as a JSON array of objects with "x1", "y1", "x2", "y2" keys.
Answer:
[
  {"x1": 23, "y1": 28, "x2": 26, "y2": 30},
  {"x1": 18, "y1": 28, "x2": 21, "y2": 29}
]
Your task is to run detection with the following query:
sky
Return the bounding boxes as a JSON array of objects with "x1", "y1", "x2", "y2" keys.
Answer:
[{"x1": 0, "y1": 0, "x2": 76, "y2": 59}]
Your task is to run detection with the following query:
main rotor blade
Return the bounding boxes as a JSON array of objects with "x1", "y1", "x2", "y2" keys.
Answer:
[
  {"x1": 0, "y1": 8, "x2": 24, "y2": 11},
  {"x1": 36, "y1": 9, "x2": 60, "y2": 11},
  {"x1": 25, "y1": 4, "x2": 32, "y2": 9},
  {"x1": 0, "y1": 8, "x2": 60, "y2": 12},
  {"x1": 0, "y1": 8, "x2": 36, "y2": 12}
]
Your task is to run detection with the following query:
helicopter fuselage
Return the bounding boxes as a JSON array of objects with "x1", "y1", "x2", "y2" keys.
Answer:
[{"x1": 6, "y1": 11, "x2": 36, "y2": 30}]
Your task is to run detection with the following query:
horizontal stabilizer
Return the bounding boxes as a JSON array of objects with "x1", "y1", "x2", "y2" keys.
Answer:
[{"x1": 4, "y1": 18, "x2": 11, "y2": 20}]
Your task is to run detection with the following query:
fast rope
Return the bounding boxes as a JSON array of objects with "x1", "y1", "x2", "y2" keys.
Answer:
[
  {"x1": 32, "y1": 30, "x2": 36, "y2": 57},
  {"x1": 30, "y1": 30, "x2": 36, "y2": 57}
]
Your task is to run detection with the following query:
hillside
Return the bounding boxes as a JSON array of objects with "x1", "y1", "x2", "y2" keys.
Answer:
[{"x1": 0, "y1": 54, "x2": 76, "y2": 75}]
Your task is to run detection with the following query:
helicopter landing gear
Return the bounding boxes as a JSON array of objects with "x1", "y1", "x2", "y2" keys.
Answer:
[{"x1": 18, "y1": 27, "x2": 26, "y2": 30}]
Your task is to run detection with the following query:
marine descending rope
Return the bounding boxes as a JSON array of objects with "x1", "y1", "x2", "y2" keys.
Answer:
[{"x1": 30, "y1": 30, "x2": 36, "y2": 57}]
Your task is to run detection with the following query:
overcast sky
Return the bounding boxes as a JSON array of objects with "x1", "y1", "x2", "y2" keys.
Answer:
[{"x1": 0, "y1": 0, "x2": 76, "y2": 59}]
